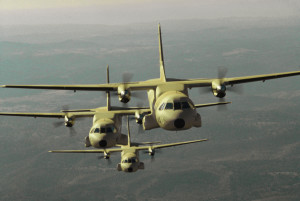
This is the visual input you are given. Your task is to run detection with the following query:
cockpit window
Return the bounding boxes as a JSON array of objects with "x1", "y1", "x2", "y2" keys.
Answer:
[
  {"x1": 165, "y1": 103, "x2": 173, "y2": 110},
  {"x1": 122, "y1": 157, "x2": 137, "y2": 163},
  {"x1": 182, "y1": 102, "x2": 190, "y2": 109},
  {"x1": 174, "y1": 102, "x2": 181, "y2": 110},
  {"x1": 159, "y1": 103, "x2": 166, "y2": 110},
  {"x1": 94, "y1": 126, "x2": 116, "y2": 134}
]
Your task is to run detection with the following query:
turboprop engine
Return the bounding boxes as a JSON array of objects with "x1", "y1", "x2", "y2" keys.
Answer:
[
  {"x1": 64, "y1": 116, "x2": 74, "y2": 127},
  {"x1": 211, "y1": 81, "x2": 226, "y2": 98},
  {"x1": 134, "y1": 111, "x2": 145, "y2": 124},
  {"x1": 118, "y1": 86, "x2": 131, "y2": 103}
]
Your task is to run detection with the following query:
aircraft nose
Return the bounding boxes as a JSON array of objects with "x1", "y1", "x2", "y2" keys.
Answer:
[
  {"x1": 99, "y1": 140, "x2": 107, "y2": 147},
  {"x1": 174, "y1": 118, "x2": 185, "y2": 129}
]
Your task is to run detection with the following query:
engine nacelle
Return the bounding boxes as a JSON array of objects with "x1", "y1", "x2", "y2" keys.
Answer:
[
  {"x1": 134, "y1": 111, "x2": 145, "y2": 124},
  {"x1": 104, "y1": 152, "x2": 110, "y2": 159},
  {"x1": 118, "y1": 86, "x2": 131, "y2": 103},
  {"x1": 64, "y1": 116, "x2": 74, "y2": 127},
  {"x1": 147, "y1": 148, "x2": 155, "y2": 156},
  {"x1": 211, "y1": 81, "x2": 226, "y2": 98}
]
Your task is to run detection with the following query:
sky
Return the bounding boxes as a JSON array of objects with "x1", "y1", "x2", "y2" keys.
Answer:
[{"x1": 1, "y1": 0, "x2": 300, "y2": 25}]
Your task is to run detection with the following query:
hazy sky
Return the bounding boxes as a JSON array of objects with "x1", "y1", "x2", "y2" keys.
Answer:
[{"x1": 1, "y1": 0, "x2": 300, "y2": 25}]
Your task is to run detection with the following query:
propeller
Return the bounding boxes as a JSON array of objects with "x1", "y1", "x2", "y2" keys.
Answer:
[
  {"x1": 97, "y1": 155, "x2": 112, "y2": 165},
  {"x1": 52, "y1": 105, "x2": 80, "y2": 136},
  {"x1": 111, "y1": 72, "x2": 147, "y2": 104},
  {"x1": 126, "y1": 102, "x2": 146, "y2": 134},
  {"x1": 52, "y1": 105, "x2": 69, "y2": 128},
  {"x1": 127, "y1": 115, "x2": 144, "y2": 134},
  {"x1": 218, "y1": 67, "x2": 244, "y2": 95},
  {"x1": 122, "y1": 72, "x2": 133, "y2": 83},
  {"x1": 199, "y1": 67, "x2": 244, "y2": 95},
  {"x1": 199, "y1": 67, "x2": 243, "y2": 110},
  {"x1": 143, "y1": 149, "x2": 162, "y2": 163}
]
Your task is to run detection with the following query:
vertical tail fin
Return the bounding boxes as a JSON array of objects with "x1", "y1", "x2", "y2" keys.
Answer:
[
  {"x1": 158, "y1": 23, "x2": 167, "y2": 82},
  {"x1": 106, "y1": 65, "x2": 111, "y2": 111},
  {"x1": 127, "y1": 116, "x2": 131, "y2": 147}
]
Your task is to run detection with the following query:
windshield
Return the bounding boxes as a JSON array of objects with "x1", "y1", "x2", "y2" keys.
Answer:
[
  {"x1": 122, "y1": 157, "x2": 137, "y2": 163},
  {"x1": 161, "y1": 101, "x2": 192, "y2": 110},
  {"x1": 93, "y1": 125, "x2": 115, "y2": 133},
  {"x1": 165, "y1": 103, "x2": 173, "y2": 110}
]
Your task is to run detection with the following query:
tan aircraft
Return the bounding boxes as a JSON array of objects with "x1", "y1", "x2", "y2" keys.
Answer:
[
  {"x1": 49, "y1": 117, "x2": 208, "y2": 173},
  {"x1": 0, "y1": 67, "x2": 152, "y2": 148},
  {"x1": 0, "y1": 98, "x2": 151, "y2": 149},
  {"x1": 1, "y1": 24, "x2": 300, "y2": 131}
]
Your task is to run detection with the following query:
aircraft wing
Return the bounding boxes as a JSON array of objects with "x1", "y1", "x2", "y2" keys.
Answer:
[
  {"x1": 110, "y1": 108, "x2": 151, "y2": 116},
  {"x1": 49, "y1": 148, "x2": 124, "y2": 153},
  {"x1": 0, "y1": 82, "x2": 158, "y2": 91},
  {"x1": 134, "y1": 139, "x2": 208, "y2": 151},
  {"x1": 0, "y1": 105, "x2": 150, "y2": 119},
  {"x1": 49, "y1": 139, "x2": 207, "y2": 153},
  {"x1": 224, "y1": 70, "x2": 300, "y2": 85},
  {"x1": 0, "y1": 111, "x2": 96, "y2": 118},
  {"x1": 0, "y1": 84, "x2": 117, "y2": 91},
  {"x1": 194, "y1": 102, "x2": 231, "y2": 108},
  {"x1": 0, "y1": 112, "x2": 65, "y2": 118},
  {"x1": 182, "y1": 70, "x2": 300, "y2": 88}
]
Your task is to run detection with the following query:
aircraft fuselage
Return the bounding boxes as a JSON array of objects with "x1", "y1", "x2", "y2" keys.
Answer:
[
  {"x1": 86, "y1": 112, "x2": 127, "y2": 148},
  {"x1": 117, "y1": 147, "x2": 144, "y2": 173},
  {"x1": 143, "y1": 81, "x2": 201, "y2": 131}
]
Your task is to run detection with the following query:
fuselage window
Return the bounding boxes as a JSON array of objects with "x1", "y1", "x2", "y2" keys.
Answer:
[
  {"x1": 94, "y1": 128, "x2": 100, "y2": 133},
  {"x1": 174, "y1": 102, "x2": 181, "y2": 110},
  {"x1": 165, "y1": 103, "x2": 173, "y2": 110},
  {"x1": 182, "y1": 102, "x2": 190, "y2": 109}
]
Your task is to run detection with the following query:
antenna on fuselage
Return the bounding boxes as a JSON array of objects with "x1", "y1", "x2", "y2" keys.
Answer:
[
  {"x1": 127, "y1": 116, "x2": 131, "y2": 147},
  {"x1": 106, "y1": 65, "x2": 111, "y2": 111},
  {"x1": 158, "y1": 23, "x2": 167, "y2": 82}
]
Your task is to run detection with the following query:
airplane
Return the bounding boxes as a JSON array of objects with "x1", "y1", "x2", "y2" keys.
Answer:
[
  {"x1": 49, "y1": 117, "x2": 208, "y2": 173},
  {"x1": 1, "y1": 24, "x2": 300, "y2": 131},
  {"x1": 0, "y1": 66, "x2": 151, "y2": 148}
]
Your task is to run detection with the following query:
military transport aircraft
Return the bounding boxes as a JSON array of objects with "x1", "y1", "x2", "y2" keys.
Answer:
[
  {"x1": 49, "y1": 117, "x2": 208, "y2": 173},
  {"x1": 1, "y1": 24, "x2": 300, "y2": 131},
  {"x1": 0, "y1": 94, "x2": 150, "y2": 149},
  {"x1": 0, "y1": 67, "x2": 153, "y2": 148}
]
